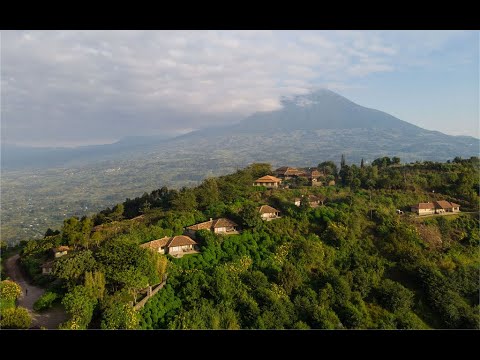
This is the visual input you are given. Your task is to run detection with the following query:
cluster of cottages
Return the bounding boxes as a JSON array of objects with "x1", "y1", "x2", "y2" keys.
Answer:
[
  {"x1": 39, "y1": 169, "x2": 461, "y2": 269},
  {"x1": 139, "y1": 167, "x2": 333, "y2": 259},
  {"x1": 253, "y1": 166, "x2": 335, "y2": 188},
  {"x1": 39, "y1": 204, "x2": 287, "y2": 273},
  {"x1": 410, "y1": 200, "x2": 460, "y2": 216},
  {"x1": 139, "y1": 204, "x2": 284, "y2": 258}
]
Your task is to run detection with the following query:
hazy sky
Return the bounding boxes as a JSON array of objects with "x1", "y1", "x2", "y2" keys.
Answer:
[{"x1": 1, "y1": 30, "x2": 478, "y2": 147}]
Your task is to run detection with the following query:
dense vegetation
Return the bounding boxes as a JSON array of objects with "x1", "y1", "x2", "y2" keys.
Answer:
[
  {"x1": 4, "y1": 156, "x2": 479, "y2": 329},
  {"x1": 0, "y1": 280, "x2": 32, "y2": 329}
]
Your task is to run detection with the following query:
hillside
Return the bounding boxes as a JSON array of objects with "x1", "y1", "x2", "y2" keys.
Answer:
[{"x1": 3, "y1": 157, "x2": 479, "y2": 329}]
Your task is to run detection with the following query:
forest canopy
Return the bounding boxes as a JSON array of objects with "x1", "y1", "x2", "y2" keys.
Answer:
[{"x1": 8, "y1": 157, "x2": 480, "y2": 329}]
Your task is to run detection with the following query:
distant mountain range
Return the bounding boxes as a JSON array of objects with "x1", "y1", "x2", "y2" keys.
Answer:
[
  {"x1": 2, "y1": 89, "x2": 478, "y2": 170},
  {"x1": 1, "y1": 134, "x2": 171, "y2": 169}
]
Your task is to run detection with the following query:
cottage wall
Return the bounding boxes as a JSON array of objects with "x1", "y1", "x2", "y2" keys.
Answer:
[
  {"x1": 417, "y1": 208, "x2": 435, "y2": 215},
  {"x1": 261, "y1": 212, "x2": 278, "y2": 220},
  {"x1": 169, "y1": 246, "x2": 182, "y2": 253}
]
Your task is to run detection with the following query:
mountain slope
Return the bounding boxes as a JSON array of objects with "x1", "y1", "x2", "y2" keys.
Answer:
[
  {"x1": 160, "y1": 89, "x2": 478, "y2": 166},
  {"x1": 233, "y1": 89, "x2": 421, "y2": 133}
]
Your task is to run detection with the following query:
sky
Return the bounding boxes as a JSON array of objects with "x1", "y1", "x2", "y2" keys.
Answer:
[{"x1": 1, "y1": 30, "x2": 478, "y2": 147}]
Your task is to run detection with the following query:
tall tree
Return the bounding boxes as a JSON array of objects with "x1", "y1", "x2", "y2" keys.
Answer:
[
  {"x1": 196, "y1": 178, "x2": 220, "y2": 209},
  {"x1": 140, "y1": 200, "x2": 151, "y2": 214},
  {"x1": 85, "y1": 271, "x2": 106, "y2": 301},
  {"x1": 109, "y1": 204, "x2": 124, "y2": 222},
  {"x1": 171, "y1": 187, "x2": 198, "y2": 211},
  {"x1": 318, "y1": 161, "x2": 338, "y2": 178},
  {"x1": 61, "y1": 285, "x2": 97, "y2": 329},
  {"x1": 239, "y1": 204, "x2": 262, "y2": 229},
  {"x1": 80, "y1": 216, "x2": 93, "y2": 248},
  {"x1": 101, "y1": 299, "x2": 139, "y2": 330},
  {"x1": 62, "y1": 217, "x2": 83, "y2": 247},
  {"x1": 341, "y1": 154, "x2": 346, "y2": 169},
  {"x1": 53, "y1": 250, "x2": 97, "y2": 286}
]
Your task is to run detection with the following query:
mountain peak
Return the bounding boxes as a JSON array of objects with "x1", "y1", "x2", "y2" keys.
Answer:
[
  {"x1": 238, "y1": 88, "x2": 420, "y2": 133},
  {"x1": 280, "y1": 88, "x2": 353, "y2": 108}
]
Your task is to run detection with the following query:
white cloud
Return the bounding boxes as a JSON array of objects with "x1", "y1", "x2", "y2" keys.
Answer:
[{"x1": 0, "y1": 30, "x2": 474, "y2": 146}]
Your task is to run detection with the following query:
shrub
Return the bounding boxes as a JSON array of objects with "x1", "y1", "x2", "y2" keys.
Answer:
[
  {"x1": 0, "y1": 280, "x2": 22, "y2": 302},
  {"x1": 0, "y1": 307, "x2": 32, "y2": 328},
  {"x1": 376, "y1": 279, "x2": 414, "y2": 313},
  {"x1": 33, "y1": 292, "x2": 58, "y2": 312}
]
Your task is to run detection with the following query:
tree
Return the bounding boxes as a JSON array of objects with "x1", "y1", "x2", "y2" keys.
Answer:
[
  {"x1": 278, "y1": 262, "x2": 303, "y2": 295},
  {"x1": 0, "y1": 307, "x2": 32, "y2": 329},
  {"x1": 392, "y1": 157, "x2": 401, "y2": 165},
  {"x1": 84, "y1": 271, "x2": 106, "y2": 301},
  {"x1": 312, "y1": 305, "x2": 342, "y2": 329},
  {"x1": 0, "y1": 240, "x2": 7, "y2": 252},
  {"x1": 239, "y1": 204, "x2": 262, "y2": 229},
  {"x1": 351, "y1": 178, "x2": 361, "y2": 191},
  {"x1": 119, "y1": 268, "x2": 149, "y2": 303},
  {"x1": 33, "y1": 292, "x2": 58, "y2": 312},
  {"x1": 95, "y1": 239, "x2": 158, "y2": 296},
  {"x1": 247, "y1": 163, "x2": 272, "y2": 180},
  {"x1": 376, "y1": 279, "x2": 414, "y2": 313},
  {"x1": 79, "y1": 216, "x2": 93, "y2": 248},
  {"x1": 372, "y1": 157, "x2": 392, "y2": 168},
  {"x1": 140, "y1": 200, "x2": 151, "y2": 214},
  {"x1": 339, "y1": 165, "x2": 351, "y2": 186},
  {"x1": 53, "y1": 250, "x2": 97, "y2": 285},
  {"x1": 318, "y1": 161, "x2": 338, "y2": 178},
  {"x1": 360, "y1": 158, "x2": 365, "y2": 168},
  {"x1": 101, "y1": 299, "x2": 139, "y2": 330},
  {"x1": 61, "y1": 285, "x2": 97, "y2": 329},
  {"x1": 0, "y1": 280, "x2": 22, "y2": 306},
  {"x1": 150, "y1": 253, "x2": 168, "y2": 282},
  {"x1": 44, "y1": 228, "x2": 60, "y2": 237},
  {"x1": 62, "y1": 217, "x2": 83, "y2": 247},
  {"x1": 171, "y1": 187, "x2": 198, "y2": 211},
  {"x1": 341, "y1": 154, "x2": 346, "y2": 169},
  {"x1": 109, "y1": 204, "x2": 124, "y2": 222},
  {"x1": 196, "y1": 178, "x2": 220, "y2": 209}
]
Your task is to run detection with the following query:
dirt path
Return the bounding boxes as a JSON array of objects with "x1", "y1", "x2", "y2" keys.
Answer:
[{"x1": 4, "y1": 254, "x2": 67, "y2": 329}]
